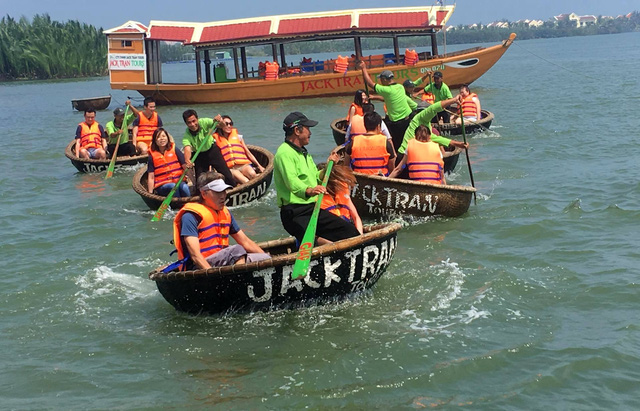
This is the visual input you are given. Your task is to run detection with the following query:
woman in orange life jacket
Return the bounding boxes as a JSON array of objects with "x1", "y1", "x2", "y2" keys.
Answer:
[
  {"x1": 347, "y1": 89, "x2": 369, "y2": 123},
  {"x1": 213, "y1": 115, "x2": 265, "y2": 184},
  {"x1": 451, "y1": 84, "x2": 482, "y2": 125},
  {"x1": 318, "y1": 164, "x2": 363, "y2": 235},
  {"x1": 389, "y1": 125, "x2": 446, "y2": 185},
  {"x1": 147, "y1": 128, "x2": 191, "y2": 197}
]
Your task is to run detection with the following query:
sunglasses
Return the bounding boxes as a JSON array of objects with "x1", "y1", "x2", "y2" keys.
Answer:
[{"x1": 223, "y1": 121, "x2": 233, "y2": 126}]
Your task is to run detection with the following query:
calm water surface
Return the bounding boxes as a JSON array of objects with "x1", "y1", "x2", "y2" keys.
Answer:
[{"x1": 1, "y1": 32, "x2": 639, "y2": 409}]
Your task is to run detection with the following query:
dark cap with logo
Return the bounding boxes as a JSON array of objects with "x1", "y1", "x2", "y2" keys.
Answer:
[
  {"x1": 403, "y1": 79, "x2": 415, "y2": 87},
  {"x1": 113, "y1": 107, "x2": 125, "y2": 116},
  {"x1": 433, "y1": 71, "x2": 443, "y2": 78},
  {"x1": 378, "y1": 70, "x2": 394, "y2": 79},
  {"x1": 283, "y1": 112, "x2": 318, "y2": 131}
]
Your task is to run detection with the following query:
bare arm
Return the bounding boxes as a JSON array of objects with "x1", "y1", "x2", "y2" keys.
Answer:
[
  {"x1": 132, "y1": 125, "x2": 139, "y2": 146},
  {"x1": 240, "y1": 139, "x2": 265, "y2": 172},
  {"x1": 388, "y1": 155, "x2": 408, "y2": 179},
  {"x1": 474, "y1": 97, "x2": 481, "y2": 118},
  {"x1": 357, "y1": 61, "x2": 376, "y2": 89},
  {"x1": 125, "y1": 100, "x2": 140, "y2": 117},
  {"x1": 346, "y1": 196, "x2": 363, "y2": 235},
  {"x1": 231, "y1": 230, "x2": 265, "y2": 254},
  {"x1": 147, "y1": 171, "x2": 155, "y2": 193},
  {"x1": 184, "y1": 236, "x2": 211, "y2": 270}
]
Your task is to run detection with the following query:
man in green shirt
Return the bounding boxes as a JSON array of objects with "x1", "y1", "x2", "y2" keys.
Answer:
[
  {"x1": 274, "y1": 111, "x2": 360, "y2": 244},
  {"x1": 421, "y1": 71, "x2": 453, "y2": 123},
  {"x1": 104, "y1": 101, "x2": 138, "y2": 157},
  {"x1": 181, "y1": 109, "x2": 236, "y2": 188},
  {"x1": 397, "y1": 96, "x2": 468, "y2": 157},
  {"x1": 358, "y1": 61, "x2": 413, "y2": 153}
]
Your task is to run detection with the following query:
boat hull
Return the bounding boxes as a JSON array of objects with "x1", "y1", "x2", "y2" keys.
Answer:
[
  {"x1": 71, "y1": 96, "x2": 111, "y2": 111},
  {"x1": 65, "y1": 141, "x2": 146, "y2": 173},
  {"x1": 434, "y1": 109, "x2": 493, "y2": 136},
  {"x1": 149, "y1": 223, "x2": 401, "y2": 314},
  {"x1": 132, "y1": 145, "x2": 274, "y2": 209},
  {"x1": 115, "y1": 35, "x2": 516, "y2": 105},
  {"x1": 351, "y1": 172, "x2": 475, "y2": 218}
]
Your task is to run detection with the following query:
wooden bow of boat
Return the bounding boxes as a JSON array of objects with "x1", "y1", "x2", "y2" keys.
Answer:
[
  {"x1": 65, "y1": 140, "x2": 146, "y2": 173},
  {"x1": 149, "y1": 222, "x2": 401, "y2": 314},
  {"x1": 132, "y1": 144, "x2": 274, "y2": 209}
]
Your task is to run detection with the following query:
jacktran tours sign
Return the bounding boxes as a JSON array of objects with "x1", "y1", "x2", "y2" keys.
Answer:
[{"x1": 108, "y1": 54, "x2": 146, "y2": 70}]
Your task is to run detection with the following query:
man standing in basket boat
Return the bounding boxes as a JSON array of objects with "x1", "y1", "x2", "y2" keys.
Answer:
[
  {"x1": 170, "y1": 171, "x2": 269, "y2": 271},
  {"x1": 105, "y1": 100, "x2": 139, "y2": 158},
  {"x1": 421, "y1": 71, "x2": 453, "y2": 124},
  {"x1": 75, "y1": 110, "x2": 107, "y2": 160},
  {"x1": 397, "y1": 95, "x2": 468, "y2": 160},
  {"x1": 132, "y1": 97, "x2": 163, "y2": 155},
  {"x1": 344, "y1": 111, "x2": 396, "y2": 176},
  {"x1": 357, "y1": 61, "x2": 412, "y2": 153},
  {"x1": 274, "y1": 112, "x2": 361, "y2": 245},
  {"x1": 181, "y1": 109, "x2": 237, "y2": 188}
]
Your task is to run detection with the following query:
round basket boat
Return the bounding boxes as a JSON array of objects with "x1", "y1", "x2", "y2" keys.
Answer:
[
  {"x1": 149, "y1": 222, "x2": 402, "y2": 314},
  {"x1": 132, "y1": 145, "x2": 274, "y2": 210},
  {"x1": 65, "y1": 140, "x2": 147, "y2": 173},
  {"x1": 71, "y1": 95, "x2": 111, "y2": 111},
  {"x1": 434, "y1": 109, "x2": 493, "y2": 136},
  {"x1": 351, "y1": 172, "x2": 476, "y2": 219}
]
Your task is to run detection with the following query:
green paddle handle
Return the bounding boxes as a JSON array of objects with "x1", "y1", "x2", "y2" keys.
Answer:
[
  {"x1": 105, "y1": 105, "x2": 130, "y2": 179},
  {"x1": 291, "y1": 160, "x2": 334, "y2": 279}
]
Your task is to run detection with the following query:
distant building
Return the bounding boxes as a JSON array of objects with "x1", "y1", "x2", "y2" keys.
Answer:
[{"x1": 554, "y1": 13, "x2": 597, "y2": 27}]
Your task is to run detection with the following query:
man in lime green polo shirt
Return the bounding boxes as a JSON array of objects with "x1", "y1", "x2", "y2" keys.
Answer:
[
  {"x1": 358, "y1": 61, "x2": 413, "y2": 153},
  {"x1": 104, "y1": 101, "x2": 139, "y2": 157},
  {"x1": 182, "y1": 109, "x2": 236, "y2": 188},
  {"x1": 422, "y1": 71, "x2": 453, "y2": 123},
  {"x1": 274, "y1": 111, "x2": 360, "y2": 244}
]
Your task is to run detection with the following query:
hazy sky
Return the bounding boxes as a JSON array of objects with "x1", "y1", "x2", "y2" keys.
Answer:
[{"x1": 1, "y1": 0, "x2": 636, "y2": 29}]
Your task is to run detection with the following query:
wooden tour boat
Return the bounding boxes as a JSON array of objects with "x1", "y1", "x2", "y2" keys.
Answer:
[
  {"x1": 71, "y1": 95, "x2": 111, "y2": 111},
  {"x1": 132, "y1": 145, "x2": 274, "y2": 209},
  {"x1": 350, "y1": 172, "x2": 476, "y2": 219},
  {"x1": 104, "y1": 6, "x2": 515, "y2": 105},
  {"x1": 149, "y1": 222, "x2": 401, "y2": 314},
  {"x1": 65, "y1": 140, "x2": 146, "y2": 173}
]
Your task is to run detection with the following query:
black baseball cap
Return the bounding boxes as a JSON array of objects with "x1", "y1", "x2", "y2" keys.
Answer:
[
  {"x1": 433, "y1": 71, "x2": 443, "y2": 78},
  {"x1": 283, "y1": 112, "x2": 318, "y2": 131},
  {"x1": 403, "y1": 79, "x2": 415, "y2": 87},
  {"x1": 113, "y1": 107, "x2": 125, "y2": 116}
]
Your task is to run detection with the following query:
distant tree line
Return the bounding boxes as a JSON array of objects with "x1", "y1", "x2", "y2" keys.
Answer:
[{"x1": 0, "y1": 14, "x2": 107, "y2": 80}]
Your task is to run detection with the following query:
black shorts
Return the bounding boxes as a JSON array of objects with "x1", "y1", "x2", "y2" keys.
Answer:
[{"x1": 280, "y1": 203, "x2": 360, "y2": 244}]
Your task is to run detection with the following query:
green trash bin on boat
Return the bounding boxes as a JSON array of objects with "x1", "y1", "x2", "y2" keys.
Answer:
[{"x1": 214, "y1": 63, "x2": 228, "y2": 82}]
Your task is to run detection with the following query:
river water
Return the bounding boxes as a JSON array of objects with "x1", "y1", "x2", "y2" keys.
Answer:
[{"x1": 1, "y1": 32, "x2": 639, "y2": 409}]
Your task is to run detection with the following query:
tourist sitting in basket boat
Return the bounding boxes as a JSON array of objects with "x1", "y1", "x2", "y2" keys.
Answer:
[
  {"x1": 132, "y1": 97, "x2": 163, "y2": 155},
  {"x1": 105, "y1": 101, "x2": 139, "y2": 158},
  {"x1": 182, "y1": 109, "x2": 237, "y2": 188},
  {"x1": 212, "y1": 115, "x2": 266, "y2": 184},
  {"x1": 389, "y1": 125, "x2": 446, "y2": 185},
  {"x1": 168, "y1": 171, "x2": 269, "y2": 272},
  {"x1": 75, "y1": 110, "x2": 107, "y2": 160},
  {"x1": 347, "y1": 89, "x2": 369, "y2": 123},
  {"x1": 147, "y1": 128, "x2": 191, "y2": 198},
  {"x1": 319, "y1": 164, "x2": 363, "y2": 235},
  {"x1": 344, "y1": 103, "x2": 392, "y2": 144},
  {"x1": 450, "y1": 85, "x2": 482, "y2": 125},
  {"x1": 343, "y1": 111, "x2": 396, "y2": 176}
]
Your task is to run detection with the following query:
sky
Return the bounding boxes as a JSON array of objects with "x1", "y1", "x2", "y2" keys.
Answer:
[{"x1": 1, "y1": 0, "x2": 636, "y2": 30}]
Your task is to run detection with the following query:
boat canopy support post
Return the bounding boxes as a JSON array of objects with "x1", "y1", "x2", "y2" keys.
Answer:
[
  {"x1": 195, "y1": 50, "x2": 202, "y2": 84},
  {"x1": 204, "y1": 50, "x2": 211, "y2": 83},
  {"x1": 393, "y1": 35, "x2": 400, "y2": 64},
  {"x1": 271, "y1": 44, "x2": 278, "y2": 62},
  {"x1": 279, "y1": 44, "x2": 286, "y2": 68},
  {"x1": 354, "y1": 36, "x2": 363, "y2": 60},
  {"x1": 232, "y1": 47, "x2": 240, "y2": 81},
  {"x1": 430, "y1": 32, "x2": 439, "y2": 57},
  {"x1": 240, "y1": 47, "x2": 248, "y2": 80}
]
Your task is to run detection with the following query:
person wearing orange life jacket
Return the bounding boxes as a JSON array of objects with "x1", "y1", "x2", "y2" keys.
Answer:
[
  {"x1": 147, "y1": 128, "x2": 190, "y2": 198},
  {"x1": 344, "y1": 103, "x2": 392, "y2": 144},
  {"x1": 132, "y1": 97, "x2": 163, "y2": 155},
  {"x1": 212, "y1": 115, "x2": 265, "y2": 184},
  {"x1": 344, "y1": 111, "x2": 396, "y2": 176},
  {"x1": 75, "y1": 110, "x2": 107, "y2": 160},
  {"x1": 169, "y1": 171, "x2": 269, "y2": 271},
  {"x1": 451, "y1": 84, "x2": 482, "y2": 125},
  {"x1": 347, "y1": 89, "x2": 369, "y2": 122},
  {"x1": 389, "y1": 125, "x2": 446, "y2": 184},
  {"x1": 319, "y1": 164, "x2": 363, "y2": 235}
]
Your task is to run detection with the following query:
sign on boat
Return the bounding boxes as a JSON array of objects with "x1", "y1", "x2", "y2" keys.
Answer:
[{"x1": 104, "y1": 6, "x2": 515, "y2": 105}]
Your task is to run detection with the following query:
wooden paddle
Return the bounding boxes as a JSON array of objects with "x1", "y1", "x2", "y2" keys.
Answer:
[
  {"x1": 291, "y1": 160, "x2": 334, "y2": 280},
  {"x1": 150, "y1": 121, "x2": 218, "y2": 222},
  {"x1": 459, "y1": 107, "x2": 477, "y2": 205},
  {"x1": 105, "y1": 105, "x2": 129, "y2": 179}
]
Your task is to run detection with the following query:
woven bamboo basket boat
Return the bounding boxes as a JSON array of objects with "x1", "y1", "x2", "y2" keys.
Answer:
[
  {"x1": 132, "y1": 145, "x2": 274, "y2": 210},
  {"x1": 65, "y1": 140, "x2": 146, "y2": 173},
  {"x1": 71, "y1": 95, "x2": 111, "y2": 111},
  {"x1": 351, "y1": 172, "x2": 476, "y2": 219},
  {"x1": 149, "y1": 222, "x2": 401, "y2": 314}
]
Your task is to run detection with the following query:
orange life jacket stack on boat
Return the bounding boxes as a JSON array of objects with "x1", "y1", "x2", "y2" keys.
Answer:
[
  {"x1": 265, "y1": 61, "x2": 279, "y2": 80},
  {"x1": 334, "y1": 55, "x2": 349, "y2": 73},
  {"x1": 404, "y1": 49, "x2": 418, "y2": 66}
]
